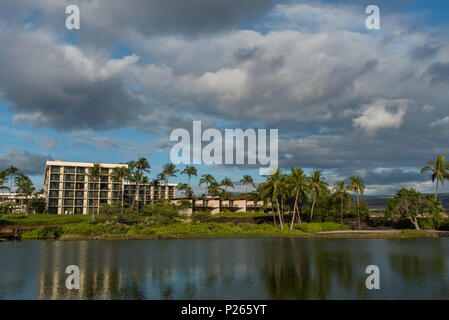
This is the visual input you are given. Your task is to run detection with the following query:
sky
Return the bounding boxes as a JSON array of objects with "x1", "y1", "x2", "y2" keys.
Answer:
[{"x1": 0, "y1": 0, "x2": 448, "y2": 195}]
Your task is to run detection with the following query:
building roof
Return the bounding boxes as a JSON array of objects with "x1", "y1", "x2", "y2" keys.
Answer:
[{"x1": 46, "y1": 160, "x2": 128, "y2": 168}]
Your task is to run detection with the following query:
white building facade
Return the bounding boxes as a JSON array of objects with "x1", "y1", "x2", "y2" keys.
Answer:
[{"x1": 44, "y1": 161, "x2": 177, "y2": 214}]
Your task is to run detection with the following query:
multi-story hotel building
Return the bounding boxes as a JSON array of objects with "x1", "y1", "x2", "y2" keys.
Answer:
[{"x1": 44, "y1": 161, "x2": 177, "y2": 214}]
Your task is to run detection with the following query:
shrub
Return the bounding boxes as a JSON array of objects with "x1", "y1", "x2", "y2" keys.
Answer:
[
  {"x1": 191, "y1": 211, "x2": 212, "y2": 222},
  {"x1": 296, "y1": 222, "x2": 348, "y2": 233},
  {"x1": 22, "y1": 226, "x2": 63, "y2": 239},
  {"x1": 141, "y1": 200, "x2": 185, "y2": 224}
]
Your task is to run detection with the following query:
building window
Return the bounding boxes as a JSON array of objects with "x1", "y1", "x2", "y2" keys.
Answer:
[
  {"x1": 76, "y1": 175, "x2": 85, "y2": 182},
  {"x1": 49, "y1": 191, "x2": 59, "y2": 198},
  {"x1": 63, "y1": 199, "x2": 74, "y2": 206},
  {"x1": 64, "y1": 191, "x2": 74, "y2": 197},
  {"x1": 64, "y1": 174, "x2": 75, "y2": 182},
  {"x1": 50, "y1": 182, "x2": 60, "y2": 189},
  {"x1": 64, "y1": 167, "x2": 75, "y2": 174},
  {"x1": 64, "y1": 183, "x2": 75, "y2": 189},
  {"x1": 76, "y1": 183, "x2": 84, "y2": 190},
  {"x1": 48, "y1": 207, "x2": 58, "y2": 214},
  {"x1": 51, "y1": 166, "x2": 61, "y2": 173},
  {"x1": 50, "y1": 174, "x2": 60, "y2": 181},
  {"x1": 76, "y1": 167, "x2": 85, "y2": 174}
]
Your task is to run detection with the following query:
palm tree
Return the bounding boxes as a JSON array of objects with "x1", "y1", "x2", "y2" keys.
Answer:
[
  {"x1": 421, "y1": 155, "x2": 449, "y2": 201},
  {"x1": 199, "y1": 174, "x2": 216, "y2": 209},
  {"x1": 162, "y1": 163, "x2": 179, "y2": 184},
  {"x1": 6, "y1": 166, "x2": 19, "y2": 202},
  {"x1": 240, "y1": 175, "x2": 255, "y2": 212},
  {"x1": 89, "y1": 163, "x2": 102, "y2": 219},
  {"x1": 208, "y1": 181, "x2": 223, "y2": 197},
  {"x1": 309, "y1": 170, "x2": 329, "y2": 223},
  {"x1": 177, "y1": 183, "x2": 190, "y2": 198},
  {"x1": 111, "y1": 166, "x2": 128, "y2": 214},
  {"x1": 350, "y1": 175, "x2": 365, "y2": 230},
  {"x1": 127, "y1": 158, "x2": 151, "y2": 210},
  {"x1": 15, "y1": 173, "x2": 34, "y2": 215},
  {"x1": 334, "y1": 181, "x2": 351, "y2": 225},
  {"x1": 258, "y1": 169, "x2": 286, "y2": 231},
  {"x1": 220, "y1": 178, "x2": 234, "y2": 198},
  {"x1": 181, "y1": 166, "x2": 197, "y2": 198},
  {"x1": 199, "y1": 174, "x2": 215, "y2": 197},
  {"x1": 287, "y1": 167, "x2": 310, "y2": 231},
  {"x1": 0, "y1": 170, "x2": 7, "y2": 201}
]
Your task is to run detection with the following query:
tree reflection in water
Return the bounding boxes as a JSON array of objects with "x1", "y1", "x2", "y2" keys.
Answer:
[{"x1": 2, "y1": 238, "x2": 449, "y2": 299}]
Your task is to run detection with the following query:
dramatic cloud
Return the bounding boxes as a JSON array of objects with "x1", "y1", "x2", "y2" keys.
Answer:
[
  {"x1": 0, "y1": 148, "x2": 52, "y2": 176},
  {"x1": 352, "y1": 100, "x2": 408, "y2": 135},
  {"x1": 0, "y1": 1, "x2": 449, "y2": 194}
]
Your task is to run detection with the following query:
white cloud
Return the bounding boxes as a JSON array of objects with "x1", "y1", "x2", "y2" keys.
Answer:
[
  {"x1": 352, "y1": 99, "x2": 409, "y2": 135},
  {"x1": 430, "y1": 116, "x2": 449, "y2": 127}
]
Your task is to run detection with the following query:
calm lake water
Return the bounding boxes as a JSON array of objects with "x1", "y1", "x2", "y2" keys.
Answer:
[{"x1": 1, "y1": 238, "x2": 449, "y2": 299}]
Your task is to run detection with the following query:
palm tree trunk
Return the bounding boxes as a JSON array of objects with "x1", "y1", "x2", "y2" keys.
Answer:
[
  {"x1": 245, "y1": 184, "x2": 248, "y2": 212},
  {"x1": 131, "y1": 182, "x2": 139, "y2": 209},
  {"x1": 276, "y1": 195, "x2": 284, "y2": 231},
  {"x1": 435, "y1": 179, "x2": 439, "y2": 201},
  {"x1": 297, "y1": 195, "x2": 302, "y2": 224},
  {"x1": 271, "y1": 200, "x2": 276, "y2": 225},
  {"x1": 289, "y1": 189, "x2": 299, "y2": 231},
  {"x1": 310, "y1": 190, "x2": 316, "y2": 223},
  {"x1": 97, "y1": 182, "x2": 100, "y2": 216},
  {"x1": 121, "y1": 185, "x2": 124, "y2": 216},
  {"x1": 356, "y1": 192, "x2": 360, "y2": 230},
  {"x1": 340, "y1": 196, "x2": 344, "y2": 225}
]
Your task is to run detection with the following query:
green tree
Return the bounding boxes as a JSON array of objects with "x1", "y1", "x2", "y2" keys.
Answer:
[
  {"x1": 208, "y1": 181, "x2": 224, "y2": 197},
  {"x1": 0, "y1": 170, "x2": 8, "y2": 200},
  {"x1": 309, "y1": 170, "x2": 329, "y2": 223},
  {"x1": 177, "y1": 183, "x2": 190, "y2": 198},
  {"x1": 162, "y1": 163, "x2": 179, "y2": 184},
  {"x1": 258, "y1": 169, "x2": 287, "y2": 230},
  {"x1": 220, "y1": 178, "x2": 234, "y2": 198},
  {"x1": 199, "y1": 174, "x2": 215, "y2": 196},
  {"x1": 6, "y1": 166, "x2": 19, "y2": 208},
  {"x1": 334, "y1": 181, "x2": 351, "y2": 225},
  {"x1": 385, "y1": 188, "x2": 443, "y2": 230},
  {"x1": 421, "y1": 155, "x2": 449, "y2": 201},
  {"x1": 240, "y1": 175, "x2": 255, "y2": 212},
  {"x1": 181, "y1": 166, "x2": 197, "y2": 198},
  {"x1": 89, "y1": 163, "x2": 102, "y2": 219},
  {"x1": 127, "y1": 158, "x2": 151, "y2": 210},
  {"x1": 350, "y1": 176, "x2": 365, "y2": 229},
  {"x1": 14, "y1": 173, "x2": 35, "y2": 215},
  {"x1": 111, "y1": 166, "x2": 129, "y2": 213},
  {"x1": 287, "y1": 167, "x2": 310, "y2": 230}
]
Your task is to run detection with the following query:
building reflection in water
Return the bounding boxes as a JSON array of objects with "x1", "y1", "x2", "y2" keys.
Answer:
[{"x1": 1, "y1": 238, "x2": 447, "y2": 299}]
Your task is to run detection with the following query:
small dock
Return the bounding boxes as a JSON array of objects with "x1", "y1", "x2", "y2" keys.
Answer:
[{"x1": 0, "y1": 228, "x2": 22, "y2": 241}]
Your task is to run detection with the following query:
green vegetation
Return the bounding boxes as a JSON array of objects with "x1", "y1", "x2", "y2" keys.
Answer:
[
  {"x1": 295, "y1": 222, "x2": 349, "y2": 233},
  {"x1": 385, "y1": 188, "x2": 443, "y2": 230}
]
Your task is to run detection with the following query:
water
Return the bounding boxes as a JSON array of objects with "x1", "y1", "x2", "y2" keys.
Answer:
[{"x1": 1, "y1": 238, "x2": 449, "y2": 299}]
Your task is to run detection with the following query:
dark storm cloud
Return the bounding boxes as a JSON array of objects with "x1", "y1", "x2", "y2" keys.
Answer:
[
  {"x1": 1, "y1": 1, "x2": 449, "y2": 195},
  {"x1": 0, "y1": 29, "x2": 144, "y2": 131},
  {"x1": 410, "y1": 43, "x2": 441, "y2": 59},
  {"x1": 426, "y1": 62, "x2": 449, "y2": 84},
  {"x1": 0, "y1": 148, "x2": 52, "y2": 176},
  {"x1": 0, "y1": 0, "x2": 276, "y2": 42}
]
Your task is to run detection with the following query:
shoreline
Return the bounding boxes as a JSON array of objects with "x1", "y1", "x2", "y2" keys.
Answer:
[{"x1": 14, "y1": 229, "x2": 449, "y2": 241}]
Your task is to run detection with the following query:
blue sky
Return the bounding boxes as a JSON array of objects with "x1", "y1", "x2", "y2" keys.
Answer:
[{"x1": 0, "y1": 0, "x2": 449, "y2": 195}]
